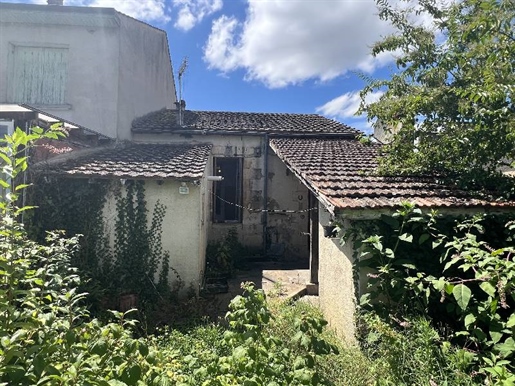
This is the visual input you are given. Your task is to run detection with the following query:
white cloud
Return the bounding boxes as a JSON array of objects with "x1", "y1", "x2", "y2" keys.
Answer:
[
  {"x1": 316, "y1": 90, "x2": 383, "y2": 119},
  {"x1": 173, "y1": 0, "x2": 223, "y2": 31},
  {"x1": 204, "y1": 15, "x2": 240, "y2": 71},
  {"x1": 317, "y1": 90, "x2": 384, "y2": 135},
  {"x1": 204, "y1": 0, "x2": 397, "y2": 88}
]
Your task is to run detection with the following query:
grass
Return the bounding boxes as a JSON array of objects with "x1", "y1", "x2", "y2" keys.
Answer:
[{"x1": 149, "y1": 294, "x2": 478, "y2": 385}]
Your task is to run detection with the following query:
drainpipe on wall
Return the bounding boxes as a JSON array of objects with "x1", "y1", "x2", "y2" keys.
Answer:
[{"x1": 262, "y1": 134, "x2": 269, "y2": 257}]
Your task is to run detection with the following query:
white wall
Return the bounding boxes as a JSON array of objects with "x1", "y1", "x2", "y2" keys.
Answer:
[
  {"x1": 102, "y1": 178, "x2": 205, "y2": 292},
  {"x1": 0, "y1": 22, "x2": 120, "y2": 137},
  {"x1": 117, "y1": 15, "x2": 175, "y2": 140},
  {"x1": 0, "y1": 6, "x2": 175, "y2": 140}
]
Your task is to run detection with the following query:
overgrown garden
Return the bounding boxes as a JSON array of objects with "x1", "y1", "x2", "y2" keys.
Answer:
[
  {"x1": 0, "y1": 126, "x2": 494, "y2": 386},
  {"x1": 1, "y1": 0, "x2": 514, "y2": 383}
]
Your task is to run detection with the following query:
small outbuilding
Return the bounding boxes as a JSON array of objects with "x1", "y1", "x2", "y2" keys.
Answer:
[{"x1": 269, "y1": 137, "x2": 515, "y2": 342}]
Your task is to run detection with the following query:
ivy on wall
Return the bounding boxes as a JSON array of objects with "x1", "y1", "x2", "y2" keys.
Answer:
[{"x1": 28, "y1": 176, "x2": 178, "y2": 314}]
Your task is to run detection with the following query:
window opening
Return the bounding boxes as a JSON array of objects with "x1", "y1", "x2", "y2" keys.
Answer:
[
  {"x1": 213, "y1": 157, "x2": 242, "y2": 222},
  {"x1": 8, "y1": 45, "x2": 68, "y2": 105}
]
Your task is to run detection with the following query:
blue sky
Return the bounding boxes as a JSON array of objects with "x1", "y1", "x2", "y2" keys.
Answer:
[{"x1": 5, "y1": 0, "x2": 399, "y2": 133}]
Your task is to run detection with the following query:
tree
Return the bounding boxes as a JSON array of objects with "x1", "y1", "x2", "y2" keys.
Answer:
[{"x1": 360, "y1": 0, "x2": 515, "y2": 192}]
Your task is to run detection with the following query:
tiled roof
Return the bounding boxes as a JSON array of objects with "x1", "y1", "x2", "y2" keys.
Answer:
[
  {"x1": 132, "y1": 109, "x2": 359, "y2": 136},
  {"x1": 42, "y1": 143, "x2": 212, "y2": 180},
  {"x1": 269, "y1": 138, "x2": 515, "y2": 211}
]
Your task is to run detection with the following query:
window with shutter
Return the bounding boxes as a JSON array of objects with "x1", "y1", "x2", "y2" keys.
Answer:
[{"x1": 7, "y1": 44, "x2": 68, "y2": 106}]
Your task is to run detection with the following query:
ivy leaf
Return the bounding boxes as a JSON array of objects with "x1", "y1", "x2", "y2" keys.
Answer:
[
  {"x1": 507, "y1": 314, "x2": 515, "y2": 328},
  {"x1": 453, "y1": 284, "x2": 472, "y2": 311},
  {"x1": 464, "y1": 314, "x2": 476, "y2": 329}
]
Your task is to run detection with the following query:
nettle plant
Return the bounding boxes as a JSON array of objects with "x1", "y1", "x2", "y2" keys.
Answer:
[{"x1": 343, "y1": 203, "x2": 515, "y2": 383}]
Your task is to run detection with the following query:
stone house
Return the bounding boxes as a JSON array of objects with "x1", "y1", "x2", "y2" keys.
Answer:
[{"x1": 37, "y1": 109, "x2": 359, "y2": 294}]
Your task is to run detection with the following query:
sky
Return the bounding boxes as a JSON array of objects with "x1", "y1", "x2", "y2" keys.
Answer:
[{"x1": 3, "y1": 0, "x2": 402, "y2": 134}]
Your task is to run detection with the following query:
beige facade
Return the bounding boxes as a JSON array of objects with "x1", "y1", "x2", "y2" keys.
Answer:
[
  {"x1": 0, "y1": 2, "x2": 175, "y2": 140},
  {"x1": 132, "y1": 132, "x2": 311, "y2": 262},
  {"x1": 101, "y1": 176, "x2": 210, "y2": 292},
  {"x1": 317, "y1": 207, "x2": 357, "y2": 344}
]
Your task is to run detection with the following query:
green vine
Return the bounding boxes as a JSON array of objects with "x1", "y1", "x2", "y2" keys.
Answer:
[
  {"x1": 28, "y1": 177, "x2": 179, "y2": 315},
  {"x1": 110, "y1": 180, "x2": 178, "y2": 303}
]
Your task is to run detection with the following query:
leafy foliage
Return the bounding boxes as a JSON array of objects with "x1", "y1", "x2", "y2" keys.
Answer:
[
  {"x1": 29, "y1": 175, "x2": 178, "y2": 318},
  {"x1": 152, "y1": 282, "x2": 339, "y2": 385},
  {"x1": 343, "y1": 203, "x2": 515, "y2": 383},
  {"x1": 360, "y1": 0, "x2": 515, "y2": 192},
  {"x1": 358, "y1": 314, "x2": 476, "y2": 385},
  {"x1": 206, "y1": 227, "x2": 248, "y2": 277},
  {"x1": 110, "y1": 180, "x2": 176, "y2": 303},
  {"x1": 0, "y1": 127, "x2": 170, "y2": 385}
]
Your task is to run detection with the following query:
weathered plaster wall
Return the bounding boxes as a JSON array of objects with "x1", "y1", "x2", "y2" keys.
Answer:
[
  {"x1": 117, "y1": 15, "x2": 175, "y2": 141},
  {"x1": 133, "y1": 133, "x2": 311, "y2": 261},
  {"x1": 318, "y1": 205, "x2": 357, "y2": 344},
  {"x1": 102, "y1": 178, "x2": 205, "y2": 291},
  {"x1": 133, "y1": 134, "x2": 265, "y2": 249},
  {"x1": 267, "y1": 152, "x2": 310, "y2": 260},
  {"x1": 198, "y1": 157, "x2": 212, "y2": 283},
  {"x1": 0, "y1": 22, "x2": 119, "y2": 137}
]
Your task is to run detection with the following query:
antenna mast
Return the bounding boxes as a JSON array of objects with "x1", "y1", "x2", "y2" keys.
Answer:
[{"x1": 178, "y1": 57, "x2": 188, "y2": 126}]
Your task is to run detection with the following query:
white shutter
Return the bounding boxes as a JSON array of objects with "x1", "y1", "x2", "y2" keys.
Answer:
[{"x1": 8, "y1": 45, "x2": 68, "y2": 105}]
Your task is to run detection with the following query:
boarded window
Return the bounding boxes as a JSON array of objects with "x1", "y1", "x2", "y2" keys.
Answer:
[
  {"x1": 8, "y1": 45, "x2": 68, "y2": 105},
  {"x1": 213, "y1": 157, "x2": 242, "y2": 223}
]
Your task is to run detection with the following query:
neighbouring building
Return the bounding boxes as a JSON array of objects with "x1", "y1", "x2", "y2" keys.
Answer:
[{"x1": 0, "y1": 1, "x2": 175, "y2": 140}]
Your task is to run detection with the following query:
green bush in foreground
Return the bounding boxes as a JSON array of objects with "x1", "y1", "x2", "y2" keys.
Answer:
[{"x1": 348, "y1": 203, "x2": 515, "y2": 385}]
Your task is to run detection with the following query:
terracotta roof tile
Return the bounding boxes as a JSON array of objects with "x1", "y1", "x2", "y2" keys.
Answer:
[
  {"x1": 269, "y1": 138, "x2": 515, "y2": 211},
  {"x1": 43, "y1": 143, "x2": 212, "y2": 179},
  {"x1": 132, "y1": 109, "x2": 359, "y2": 136}
]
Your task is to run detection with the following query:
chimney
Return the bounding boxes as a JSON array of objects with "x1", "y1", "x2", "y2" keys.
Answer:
[
  {"x1": 47, "y1": 0, "x2": 64, "y2": 5},
  {"x1": 174, "y1": 100, "x2": 186, "y2": 126}
]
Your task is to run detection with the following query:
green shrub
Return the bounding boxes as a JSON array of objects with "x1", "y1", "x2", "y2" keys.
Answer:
[
  {"x1": 358, "y1": 313, "x2": 476, "y2": 385},
  {"x1": 345, "y1": 202, "x2": 515, "y2": 384}
]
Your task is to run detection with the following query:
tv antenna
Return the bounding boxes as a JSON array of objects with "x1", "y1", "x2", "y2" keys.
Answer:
[{"x1": 177, "y1": 57, "x2": 188, "y2": 126}]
